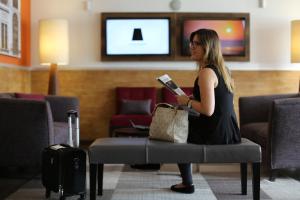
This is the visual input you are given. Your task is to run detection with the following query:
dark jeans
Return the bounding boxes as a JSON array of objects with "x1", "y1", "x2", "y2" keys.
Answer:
[{"x1": 178, "y1": 163, "x2": 193, "y2": 185}]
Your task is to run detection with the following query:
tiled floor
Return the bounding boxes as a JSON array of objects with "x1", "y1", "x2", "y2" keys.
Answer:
[{"x1": 6, "y1": 164, "x2": 300, "y2": 200}]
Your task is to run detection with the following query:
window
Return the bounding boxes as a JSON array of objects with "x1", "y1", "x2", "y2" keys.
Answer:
[{"x1": 1, "y1": 23, "x2": 8, "y2": 52}]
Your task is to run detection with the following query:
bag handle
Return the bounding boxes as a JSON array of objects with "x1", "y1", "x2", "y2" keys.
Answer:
[{"x1": 152, "y1": 103, "x2": 177, "y2": 116}]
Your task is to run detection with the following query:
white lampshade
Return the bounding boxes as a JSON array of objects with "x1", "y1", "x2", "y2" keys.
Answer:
[
  {"x1": 291, "y1": 20, "x2": 300, "y2": 63},
  {"x1": 39, "y1": 19, "x2": 69, "y2": 65}
]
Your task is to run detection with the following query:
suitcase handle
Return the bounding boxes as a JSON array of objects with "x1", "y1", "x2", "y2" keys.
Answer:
[
  {"x1": 67, "y1": 110, "x2": 78, "y2": 117},
  {"x1": 67, "y1": 110, "x2": 80, "y2": 148}
]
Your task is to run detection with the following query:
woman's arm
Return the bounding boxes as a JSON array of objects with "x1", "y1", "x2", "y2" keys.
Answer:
[{"x1": 176, "y1": 68, "x2": 217, "y2": 116}]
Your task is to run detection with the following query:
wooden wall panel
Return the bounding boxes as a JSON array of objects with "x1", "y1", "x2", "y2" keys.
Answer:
[
  {"x1": 30, "y1": 69, "x2": 300, "y2": 141},
  {"x1": 0, "y1": 67, "x2": 31, "y2": 92}
]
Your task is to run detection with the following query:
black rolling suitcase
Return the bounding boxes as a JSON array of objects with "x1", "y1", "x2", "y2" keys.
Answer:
[{"x1": 42, "y1": 110, "x2": 86, "y2": 200}]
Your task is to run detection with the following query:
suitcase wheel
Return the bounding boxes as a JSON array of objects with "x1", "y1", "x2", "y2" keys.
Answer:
[
  {"x1": 58, "y1": 185, "x2": 64, "y2": 199},
  {"x1": 79, "y1": 193, "x2": 86, "y2": 200}
]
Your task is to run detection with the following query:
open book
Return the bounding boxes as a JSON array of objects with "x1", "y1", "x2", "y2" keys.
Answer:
[
  {"x1": 156, "y1": 74, "x2": 200, "y2": 116},
  {"x1": 156, "y1": 74, "x2": 186, "y2": 96}
]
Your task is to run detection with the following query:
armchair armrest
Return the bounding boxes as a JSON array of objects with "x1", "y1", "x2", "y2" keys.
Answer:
[
  {"x1": 45, "y1": 95, "x2": 79, "y2": 122},
  {"x1": 269, "y1": 97, "x2": 300, "y2": 169},
  {"x1": 239, "y1": 93, "x2": 299, "y2": 126},
  {"x1": 0, "y1": 98, "x2": 54, "y2": 167}
]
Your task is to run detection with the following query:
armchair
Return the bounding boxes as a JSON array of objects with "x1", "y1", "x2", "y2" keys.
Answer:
[
  {"x1": 109, "y1": 87, "x2": 157, "y2": 137},
  {"x1": 0, "y1": 93, "x2": 79, "y2": 169},
  {"x1": 239, "y1": 93, "x2": 300, "y2": 181},
  {"x1": 161, "y1": 87, "x2": 193, "y2": 104}
]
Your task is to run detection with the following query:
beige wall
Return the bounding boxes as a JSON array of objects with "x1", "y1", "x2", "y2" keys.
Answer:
[
  {"x1": 31, "y1": 69, "x2": 300, "y2": 141},
  {"x1": 31, "y1": 0, "x2": 300, "y2": 71}
]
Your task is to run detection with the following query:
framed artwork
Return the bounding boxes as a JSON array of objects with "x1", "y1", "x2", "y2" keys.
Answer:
[
  {"x1": 101, "y1": 13, "x2": 176, "y2": 61},
  {"x1": 176, "y1": 13, "x2": 250, "y2": 61},
  {"x1": 100, "y1": 12, "x2": 250, "y2": 62},
  {"x1": 0, "y1": 0, "x2": 21, "y2": 58}
]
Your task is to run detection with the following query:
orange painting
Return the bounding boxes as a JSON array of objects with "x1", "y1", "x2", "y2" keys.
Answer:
[
  {"x1": 182, "y1": 19, "x2": 246, "y2": 56},
  {"x1": 0, "y1": 0, "x2": 30, "y2": 66}
]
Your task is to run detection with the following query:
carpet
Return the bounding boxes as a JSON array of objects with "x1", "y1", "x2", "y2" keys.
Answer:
[
  {"x1": 5, "y1": 164, "x2": 300, "y2": 200},
  {"x1": 0, "y1": 167, "x2": 38, "y2": 200}
]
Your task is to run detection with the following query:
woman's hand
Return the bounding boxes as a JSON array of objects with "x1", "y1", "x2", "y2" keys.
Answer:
[{"x1": 176, "y1": 95, "x2": 190, "y2": 106}]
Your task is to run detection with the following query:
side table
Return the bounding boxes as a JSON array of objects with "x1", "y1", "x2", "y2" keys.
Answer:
[{"x1": 113, "y1": 127, "x2": 149, "y2": 137}]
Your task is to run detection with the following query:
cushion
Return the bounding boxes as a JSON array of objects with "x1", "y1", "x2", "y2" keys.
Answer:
[
  {"x1": 120, "y1": 99, "x2": 151, "y2": 115},
  {"x1": 240, "y1": 122, "x2": 268, "y2": 147},
  {"x1": 15, "y1": 93, "x2": 45, "y2": 101},
  {"x1": 147, "y1": 140, "x2": 204, "y2": 163},
  {"x1": 89, "y1": 137, "x2": 148, "y2": 164},
  {"x1": 116, "y1": 87, "x2": 157, "y2": 113},
  {"x1": 204, "y1": 138, "x2": 261, "y2": 163}
]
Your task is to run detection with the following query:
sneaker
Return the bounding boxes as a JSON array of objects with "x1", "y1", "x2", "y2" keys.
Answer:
[{"x1": 170, "y1": 183, "x2": 195, "y2": 194}]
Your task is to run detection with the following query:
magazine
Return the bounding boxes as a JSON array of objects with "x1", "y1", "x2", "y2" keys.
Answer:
[
  {"x1": 129, "y1": 120, "x2": 149, "y2": 131},
  {"x1": 156, "y1": 74, "x2": 200, "y2": 117},
  {"x1": 156, "y1": 74, "x2": 186, "y2": 96}
]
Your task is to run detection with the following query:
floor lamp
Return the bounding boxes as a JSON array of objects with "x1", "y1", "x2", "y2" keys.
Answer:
[
  {"x1": 291, "y1": 20, "x2": 300, "y2": 92},
  {"x1": 39, "y1": 19, "x2": 69, "y2": 95}
]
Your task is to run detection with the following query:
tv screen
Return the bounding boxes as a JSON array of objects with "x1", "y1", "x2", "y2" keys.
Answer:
[
  {"x1": 105, "y1": 18, "x2": 170, "y2": 56},
  {"x1": 182, "y1": 19, "x2": 247, "y2": 57}
]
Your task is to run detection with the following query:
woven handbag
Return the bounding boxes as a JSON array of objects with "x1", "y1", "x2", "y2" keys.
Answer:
[{"x1": 149, "y1": 103, "x2": 189, "y2": 143}]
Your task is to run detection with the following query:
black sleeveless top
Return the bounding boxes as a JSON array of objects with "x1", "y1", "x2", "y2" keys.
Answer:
[{"x1": 187, "y1": 65, "x2": 241, "y2": 145}]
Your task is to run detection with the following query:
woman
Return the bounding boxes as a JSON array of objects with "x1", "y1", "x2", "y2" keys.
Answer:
[{"x1": 171, "y1": 29, "x2": 241, "y2": 194}]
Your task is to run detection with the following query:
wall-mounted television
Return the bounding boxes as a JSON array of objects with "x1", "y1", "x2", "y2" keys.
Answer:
[
  {"x1": 101, "y1": 13, "x2": 175, "y2": 61},
  {"x1": 176, "y1": 13, "x2": 250, "y2": 61}
]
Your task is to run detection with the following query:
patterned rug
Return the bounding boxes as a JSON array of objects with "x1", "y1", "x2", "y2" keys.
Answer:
[{"x1": 5, "y1": 164, "x2": 300, "y2": 200}]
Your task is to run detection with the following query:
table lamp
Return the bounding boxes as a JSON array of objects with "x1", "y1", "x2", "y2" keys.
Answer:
[
  {"x1": 291, "y1": 20, "x2": 300, "y2": 92},
  {"x1": 39, "y1": 19, "x2": 69, "y2": 95}
]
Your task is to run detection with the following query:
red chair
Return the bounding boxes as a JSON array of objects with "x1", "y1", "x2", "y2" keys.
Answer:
[
  {"x1": 161, "y1": 87, "x2": 193, "y2": 104},
  {"x1": 109, "y1": 87, "x2": 157, "y2": 136}
]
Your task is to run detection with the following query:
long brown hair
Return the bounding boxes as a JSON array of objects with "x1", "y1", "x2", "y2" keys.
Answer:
[{"x1": 190, "y1": 29, "x2": 234, "y2": 93}]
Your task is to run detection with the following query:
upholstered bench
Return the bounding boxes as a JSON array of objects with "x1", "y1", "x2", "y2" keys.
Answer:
[{"x1": 89, "y1": 137, "x2": 261, "y2": 200}]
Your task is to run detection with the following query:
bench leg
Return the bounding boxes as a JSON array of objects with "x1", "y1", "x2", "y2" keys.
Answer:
[
  {"x1": 98, "y1": 164, "x2": 104, "y2": 195},
  {"x1": 90, "y1": 163, "x2": 97, "y2": 200},
  {"x1": 240, "y1": 162, "x2": 247, "y2": 195},
  {"x1": 252, "y1": 162, "x2": 260, "y2": 200}
]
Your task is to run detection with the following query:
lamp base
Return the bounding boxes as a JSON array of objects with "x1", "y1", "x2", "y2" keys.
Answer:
[{"x1": 48, "y1": 63, "x2": 59, "y2": 95}]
